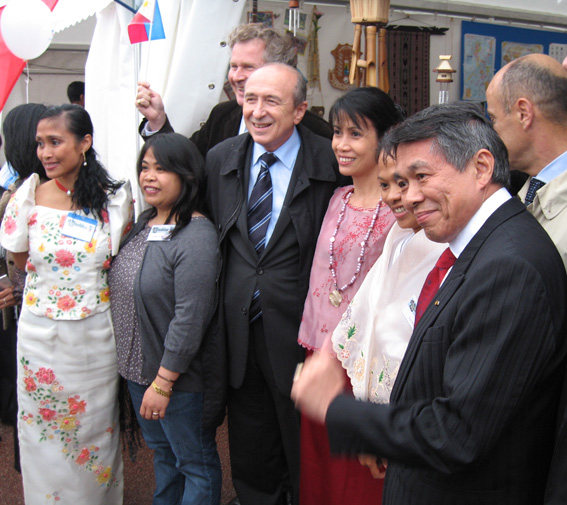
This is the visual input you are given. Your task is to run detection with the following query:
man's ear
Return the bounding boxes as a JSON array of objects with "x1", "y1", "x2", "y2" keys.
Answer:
[
  {"x1": 474, "y1": 149, "x2": 495, "y2": 188},
  {"x1": 515, "y1": 98, "x2": 534, "y2": 130},
  {"x1": 293, "y1": 101, "x2": 308, "y2": 125}
]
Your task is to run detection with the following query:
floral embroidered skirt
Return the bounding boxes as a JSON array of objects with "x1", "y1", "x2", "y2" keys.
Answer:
[{"x1": 17, "y1": 308, "x2": 123, "y2": 504}]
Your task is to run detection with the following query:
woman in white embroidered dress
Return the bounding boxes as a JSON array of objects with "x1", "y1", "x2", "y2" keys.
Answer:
[
  {"x1": 0, "y1": 104, "x2": 132, "y2": 504},
  {"x1": 331, "y1": 155, "x2": 446, "y2": 475}
]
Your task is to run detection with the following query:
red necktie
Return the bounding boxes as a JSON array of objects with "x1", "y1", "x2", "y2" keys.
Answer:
[{"x1": 415, "y1": 247, "x2": 456, "y2": 325}]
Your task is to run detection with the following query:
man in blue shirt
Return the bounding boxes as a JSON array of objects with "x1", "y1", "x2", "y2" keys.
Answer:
[{"x1": 206, "y1": 63, "x2": 342, "y2": 505}]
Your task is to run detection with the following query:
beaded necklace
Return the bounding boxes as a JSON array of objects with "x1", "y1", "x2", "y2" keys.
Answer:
[{"x1": 328, "y1": 188, "x2": 382, "y2": 307}]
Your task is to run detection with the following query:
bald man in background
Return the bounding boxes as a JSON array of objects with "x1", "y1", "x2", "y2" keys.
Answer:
[
  {"x1": 486, "y1": 53, "x2": 567, "y2": 268},
  {"x1": 485, "y1": 54, "x2": 567, "y2": 504}
]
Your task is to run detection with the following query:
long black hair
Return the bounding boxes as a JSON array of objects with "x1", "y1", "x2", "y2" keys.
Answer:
[
  {"x1": 329, "y1": 87, "x2": 404, "y2": 143},
  {"x1": 38, "y1": 104, "x2": 123, "y2": 220},
  {"x1": 136, "y1": 133, "x2": 206, "y2": 238},
  {"x1": 4, "y1": 103, "x2": 48, "y2": 180}
]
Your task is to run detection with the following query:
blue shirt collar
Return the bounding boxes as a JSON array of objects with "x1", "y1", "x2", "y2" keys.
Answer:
[
  {"x1": 252, "y1": 127, "x2": 301, "y2": 171},
  {"x1": 535, "y1": 149, "x2": 567, "y2": 184}
]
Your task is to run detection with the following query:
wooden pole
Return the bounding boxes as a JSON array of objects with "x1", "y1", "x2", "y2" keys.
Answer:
[
  {"x1": 350, "y1": 24, "x2": 362, "y2": 85},
  {"x1": 366, "y1": 25, "x2": 377, "y2": 87},
  {"x1": 378, "y1": 28, "x2": 389, "y2": 92}
]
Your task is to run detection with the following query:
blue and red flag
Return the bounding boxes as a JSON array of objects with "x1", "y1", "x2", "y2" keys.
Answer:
[{"x1": 128, "y1": 0, "x2": 165, "y2": 44}]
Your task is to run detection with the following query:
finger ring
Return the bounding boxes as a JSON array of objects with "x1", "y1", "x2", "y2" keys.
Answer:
[
  {"x1": 293, "y1": 362, "x2": 304, "y2": 382},
  {"x1": 137, "y1": 99, "x2": 143, "y2": 105},
  {"x1": 152, "y1": 412, "x2": 159, "y2": 416}
]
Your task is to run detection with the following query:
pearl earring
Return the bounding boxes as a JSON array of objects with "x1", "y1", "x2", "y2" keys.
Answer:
[{"x1": 83, "y1": 152, "x2": 87, "y2": 167}]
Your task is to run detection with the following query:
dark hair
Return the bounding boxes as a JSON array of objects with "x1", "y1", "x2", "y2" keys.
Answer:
[
  {"x1": 500, "y1": 57, "x2": 567, "y2": 124},
  {"x1": 136, "y1": 133, "x2": 206, "y2": 238},
  {"x1": 67, "y1": 81, "x2": 85, "y2": 104},
  {"x1": 381, "y1": 102, "x2": 510, "y2": 187},
  {"x1": 3, "y1": 103, "x2": 48, "y2": 180},
  {"x1": 38, "y1": 104, "x2": 123, "y2": 219},
  {"x1": 329, "y1": 87, "x2": 404, "y2": 144}
]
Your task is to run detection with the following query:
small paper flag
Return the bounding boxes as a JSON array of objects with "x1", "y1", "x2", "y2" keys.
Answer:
[{"x1": 128, "y1": 0, "x2": 165, "y2": 44}]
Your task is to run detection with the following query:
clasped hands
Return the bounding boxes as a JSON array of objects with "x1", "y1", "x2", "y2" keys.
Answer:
[{"x1": 291, "y1": 350, "x2": 387, "y2": 479}]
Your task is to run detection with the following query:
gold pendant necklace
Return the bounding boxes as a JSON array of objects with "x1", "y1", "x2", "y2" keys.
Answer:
[{"x1": 329, "y1": 289, "x2": 342, "y2": 307}]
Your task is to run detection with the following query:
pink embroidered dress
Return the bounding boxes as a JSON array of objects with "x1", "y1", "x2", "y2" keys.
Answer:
[
  {"x1": 0, "y1": 174, "x2": 133, "y2": 505},
  {"x1": 298, "y1": 185, "x2": 394, "y2": 351},
  {"x1": 297, "y1": 185, "x2": 394, "y2": 505}
]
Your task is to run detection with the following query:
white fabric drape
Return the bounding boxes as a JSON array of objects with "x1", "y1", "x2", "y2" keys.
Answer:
[
  {"x1": 52, "y1": 0, "x2": 112, "y2": 32},
  {"x1": 85, "y1": 0, "x2": 245, "y2": 216}
]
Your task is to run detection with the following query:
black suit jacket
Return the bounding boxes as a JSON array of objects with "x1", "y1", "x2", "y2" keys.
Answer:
[
  {"x1": 206, "y1": 125, "x2": 342, "y2": 395},
  {"x1": 141, "y1": 100, "x2": 333, "y2": 157},
  {"x1": 327, "y1": 197, "x2": 567, "y2": 505}
]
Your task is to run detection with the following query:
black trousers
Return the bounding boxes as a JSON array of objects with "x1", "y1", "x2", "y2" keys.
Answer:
[{"x1": 227, "y1": 318, "x2": 300, "y2": 505}]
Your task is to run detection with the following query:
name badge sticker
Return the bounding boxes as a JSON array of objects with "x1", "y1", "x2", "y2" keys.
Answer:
[
  {"x1": 404, "y1": 295, "x2": 418, "y2": 328},
  {"x1": 61, "y1": 213, "x2": 98, "y2": 242},
  {"x1": 147, "y1": 225, "x2": 175, "y2": 241}
]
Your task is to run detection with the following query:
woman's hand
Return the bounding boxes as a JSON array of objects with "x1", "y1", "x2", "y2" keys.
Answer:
[
  {"x1": 358, "y1": 454, "x2": 387, "y2": 479},
  {"x1": 140, "y1": 386, "x2": 171, "y2": 421},
  {"x1": 139, "y1": 367, "x2": 179, "y2": 420},
  {"x1": 0, "y1": 286, "x2": 17, "y2": 309}
]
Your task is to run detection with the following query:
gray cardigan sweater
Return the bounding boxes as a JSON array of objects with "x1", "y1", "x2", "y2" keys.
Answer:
[{"x1": 124, "y1": 210, "x2": 220, "y2": 393}]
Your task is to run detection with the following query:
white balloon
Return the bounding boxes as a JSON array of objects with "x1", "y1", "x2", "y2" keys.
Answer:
[{"x1": 1, "y1": 0, "x2": 54, "y2": 60}]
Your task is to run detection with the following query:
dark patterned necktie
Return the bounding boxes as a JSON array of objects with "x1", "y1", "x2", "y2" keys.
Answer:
[
  {"x1": 524, "y1": 178, "x2": 545, "y2": 206},
  {"x1": 248, "y1": 152, "x2": 277, "y2": 323},
  {"x1": 248, "y1": 152, "x2": 277, "y2": 255},
  {"x1": 415, "y1": 247, "x2": 456, "y2": 326}
]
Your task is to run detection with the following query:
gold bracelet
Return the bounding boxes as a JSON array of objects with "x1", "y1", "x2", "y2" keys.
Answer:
[
  {"x1": 151, "y1": 381, "x2": 172, "y2": 398},
  {"x1": 157, "y1": 373, "x2": 176, "y2": 383}
]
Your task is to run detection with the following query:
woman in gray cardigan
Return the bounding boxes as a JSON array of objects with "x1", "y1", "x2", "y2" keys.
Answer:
[{"x1": 109, "y1": 133, "x2": 221, "y2": 505}]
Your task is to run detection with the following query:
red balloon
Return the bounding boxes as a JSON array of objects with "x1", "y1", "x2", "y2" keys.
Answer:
[{"x1": 0, "y1": 0, "x2": 59, "y2": 113}]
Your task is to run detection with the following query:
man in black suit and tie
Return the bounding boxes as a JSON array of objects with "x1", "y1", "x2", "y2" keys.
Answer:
[
  {"x1": 206, "y1": 63, "x2": 342, "y2": 505},
  {"x1": 292, "y1": 102, "x2": 567, "y2": 505}
]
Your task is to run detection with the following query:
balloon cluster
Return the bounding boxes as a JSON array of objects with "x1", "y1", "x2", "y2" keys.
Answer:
[{"x1": 1, "y1": 0, "x2": 54, "y2": 60}]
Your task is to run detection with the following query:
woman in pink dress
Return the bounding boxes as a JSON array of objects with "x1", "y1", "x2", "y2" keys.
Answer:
[{"x1": 297, "y1": 87, "x2": 402, "y2": 505}]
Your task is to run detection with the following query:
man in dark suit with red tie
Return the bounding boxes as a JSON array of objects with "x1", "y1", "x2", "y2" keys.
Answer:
[{"x1": 292, "y1": 102, "x2": 567, "y2": 505}]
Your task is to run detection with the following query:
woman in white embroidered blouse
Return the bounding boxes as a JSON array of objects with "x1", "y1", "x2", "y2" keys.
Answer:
[
  {"x1": 0, "y1": 105, "x2": 132, "y2": 505},
  {"x1": 331, "y1": 156, "x2": 446, "y2": 476}
]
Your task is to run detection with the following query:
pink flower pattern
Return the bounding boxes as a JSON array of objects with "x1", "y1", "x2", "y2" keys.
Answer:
[
  {"x1": 36, "y1": 367, "x2": 56, "y2": 384},
  {"x1": 24, "y1": 377, "x2": 37, "y2": 392},
  {"x1": 19, "y1": 357, "x2": 118, "y2": 488},
  {"x1": 57, "y1": 295, "x2": 76, "y2": 312},
  {"x1": 54, "y1": 249, "x2": 75, "y2": 268},
  {"x1": 0, "y1": 182, "x2": 132, "y2": 319},
  {"x1": 3, "y1": 215, "x2": 17, "y2": 235}
]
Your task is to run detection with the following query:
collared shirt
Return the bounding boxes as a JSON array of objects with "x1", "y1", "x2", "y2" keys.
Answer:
[
  {"x1": 248, "y1": 127, "x2": 301, "y2": 244},
  {"x1": 238, "y1": 115, "x2": 247, "y2": 135},
  {"x1": 534, "y1": 149, "x2": 567, "y2": 184},
  {"x1": 450, "y1": 187, "x2": 512, "y2": 259}
]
